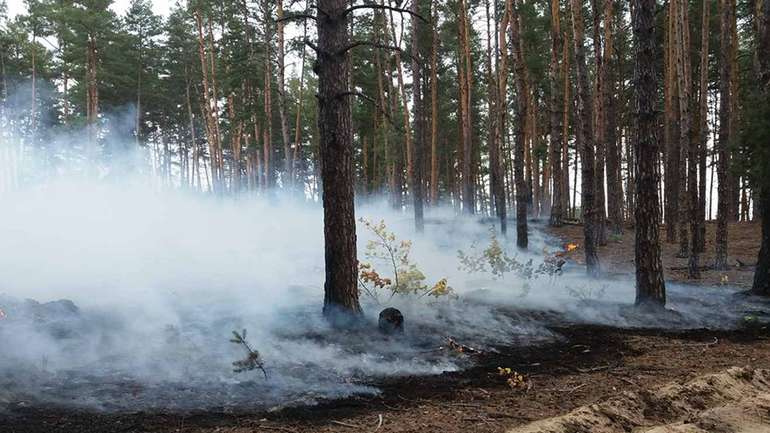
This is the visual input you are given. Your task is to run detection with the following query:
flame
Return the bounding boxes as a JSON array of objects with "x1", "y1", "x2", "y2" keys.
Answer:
[{"x1": 565, "y1": 243, "x2": 579, "y2": 252}]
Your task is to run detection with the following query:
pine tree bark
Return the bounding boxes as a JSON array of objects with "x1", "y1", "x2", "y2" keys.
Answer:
[
  {"x1": 194, "y1": 10, "x2": 224, "y2": 193},
  {"x1": 672, "y1": 0, "x2": 697, "y2": 275},
  {"x1": 385, "y1": 0, "x2": 413, "y2": 206},
  {"x1": 570, "y1": 0, "x2": 600, "y2": 274},
  {"x1": 664, "y1": 5, "x2": 679, "y2": 243},
  {"x1": 751, "y1": 0, "x2": 770, "y2": 295},
  {"x1": 697, "y1": 0, "x2": 710, "y2": 253},
  {"x1": 458, "y1": 0, "x2": 475, "y2": 214},
  {"x1": 562, "y1": 37, "x2": 571, "y2": 218},
  {"x1": 755, "y1": 188, "x2": 770, "y2": 295},
  {"x1": 291, "y1": 12, "x2": 309, "y2": 186},
  {"x1": 591, "y1": 0, "x2": 608, "y2": 246},
  {"x1": 715, "y1": 0, "x2": 735, "y2": 270},
  {"x1": 510, "y1": 0, "x2": 529, "y2": 248},
  {"x1": 86, "y1": 35, "x2": 99, "y2": 158},
  {"x1": 277, "y1": 0, "x2": 292, "y2": 187},
  {"x1": 263, "y1": 0, "x2": 274, "y2": 189},
  {"x1": 430, "y1": 9, "x2": 440, "y2": 205},
  {"x1": 316, "y1": 0, "x2": 363, "y2": 321},
  {"x1": 632, "y1": 0, "x2": 666, "y2": 307},
  {"x1": 549, "y1": 0, "x2": 564, "y2": 227},
  {"x1": 490, "y1": 0, "x2": 509, "y2": 235},
  {"x1": 411, "y1": 0, "x2": 425, "y2": 232},
  {"x1": 603, "y1": 0, "x2": 623, "y2": 236}
]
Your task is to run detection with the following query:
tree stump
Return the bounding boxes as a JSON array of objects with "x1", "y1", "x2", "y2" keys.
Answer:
[{"x1": 378, "y1": 308, "x2": 404, "y2": 335}]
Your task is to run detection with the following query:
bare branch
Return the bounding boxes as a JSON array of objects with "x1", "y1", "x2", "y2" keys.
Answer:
[
  {"x1": 336, "y1": 41, "x2": 419, "y2": 64},
  {"x1": 336, "y1": 41, "x2": 403, "y2": 56},
  {"x1": 342, "y1": 4, "x2": 429, "y2": 23},
  {"x1": 336, "y1": 91, "x2": 399, "y2": 130},
  {"x1": 276, "y1": 13, "x2": 317, "y2": 23},
  {"x1": 303, "y1": 38, "x2": 321, "y2": 54}
]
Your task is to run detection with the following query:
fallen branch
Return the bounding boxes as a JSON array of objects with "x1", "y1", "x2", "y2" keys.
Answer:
[
  {"x1": 230, "y1": 329, "x2": 268, "y2": 379},
  {"x1": 576, "y1": 364, "x2": 614, "y2": 373},
  {"x1": 330, "y1": 420, "x2": 363, "y2": 429},
  {"x1": 443, "y1": 337, "x2": 483, "y2": 355}
]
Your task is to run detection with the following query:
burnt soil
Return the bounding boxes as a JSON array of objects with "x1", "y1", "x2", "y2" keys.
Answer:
[{"x1": 3, "y1": 222, "x2": 769, "y2": 433}]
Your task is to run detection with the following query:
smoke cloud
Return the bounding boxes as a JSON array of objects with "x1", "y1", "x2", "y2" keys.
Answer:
[{"x1": 0, "y1": 96, "x2": 767, "y2": 414}]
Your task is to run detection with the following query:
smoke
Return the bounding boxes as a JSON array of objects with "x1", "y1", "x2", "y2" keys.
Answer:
[{"x1": 0, "y1": 90, "x2": 767, "y2": 414}]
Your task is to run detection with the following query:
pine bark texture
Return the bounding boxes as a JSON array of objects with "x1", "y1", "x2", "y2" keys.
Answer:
[
  {"x1": 411, "y1": 0, "x2": 425, "y2": 233},
  {"x1": 715, "y1": 0, "x2": 735, "y2": 270},
  {"x1": 751, "y1": 0, "x2": 770, "y2": 296},
  {"x1": 511, "y1": 0, "x2": 529, "y2": 249},
  {"x1": 632, "y1": 0, "x2": 667, "y2": 306},
  {"x1": 570, "y1": 0, "x2": 599, "y2": 274},
  {"x1": 317, "y1": 0, "x2": 363, "y2": 320},
  {"x1": 549, "y1": 0, "x2": 564, "y2": 227}
]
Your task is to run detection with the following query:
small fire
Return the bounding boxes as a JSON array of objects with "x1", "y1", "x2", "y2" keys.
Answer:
[{"x1": 565, "y1": 243, "x2": 579, "y2": 252}]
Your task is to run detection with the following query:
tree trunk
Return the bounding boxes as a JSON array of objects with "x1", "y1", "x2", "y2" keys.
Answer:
[
  {"x1": 490, "y1": 0, "x2": 508, "y2": 235},
  {"x1": 751, "y1": 0, "x2": 770, "y2": 295},
  {"x1": 672, "y1": 0, "x2": 698, "y2": 275},
  {"x1": 591, "y1": 0, "x2": 608, "y2": 246},
  {"x1": 263, "y1": 0, "x2": 274, "y2": 189},
  {"x1": 458, "y1": 0, "x2": 475, "y2": 214},
  {"x1": 30, "y1": 33, "x2": 37, "y2": 141},
  {"x1": 194, "y1": 10, "x2": 223, "y2": 193},
  {"x1": 632, "y1": 0, "x2": 666, "y2": 307},
  {"x1": 86, "y1": 35, "x2": 99, "y2": 159},
  {"x1": 562, "y1": 36, "x2": 571, "y2": 218},
  {"x1": 291, "y1": 10, "x2": 309, "y2": 188},
  {"x1": 316, "y1": 0, "x2": 362, "y2": 321},
  {"x1": 185, "y1": 66, "x2": 200, "y2": 191},
  {"x1": 411, "y1": 0, "x2": 425, "y2": 232},
  {"x1": 385, "y1": 0, "x2": 413, "y2": 210},
  {"x1": 664, "y1": 5, "x2": 679, "y2": 243},
  {"x1": 277, "y1": 0, "x2": 292, "y2": 188},
  {"x1": 549, "y1": 0, "x2": 564, "y2": 227},
  {"x1": 430, "y1": 9, "x2": 440, "y2": 205},
  {"x1": 570, "y1": 0, "x2": 599, "y2": 275},
  {"x1": 697, "y1": 0, "x2": 710, "y2": 253},
  {"x1": 715, "y1": 0, "x2": 735, "y2": 270},
  {"x1": 604, "y1": 0, "x2": 623, "y2": 236},
  {"x1": 510, "y1": 0, "x2": 529, "y2": 248},
  {"x1": 754, "y1": 189, "x2": 770, "y2": 295}
]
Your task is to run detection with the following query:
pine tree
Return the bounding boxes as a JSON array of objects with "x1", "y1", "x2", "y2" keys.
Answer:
[
  {"x1": 715, "y1": 0, "x2": 735, "y2": 270},
  {"x1": 632, "y1": 0, "x2": 666, "y2": 307},
  {"x1": 316, "y1": 0, "x2": 362, "y2": 322},
  {"x1": 570, "y1": 0, "x2": 599, "y2": 274}
]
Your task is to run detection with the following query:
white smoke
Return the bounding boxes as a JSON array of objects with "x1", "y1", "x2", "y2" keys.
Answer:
[{"x1": 0, "y1": 91, "x2": 766, "y2": 413}]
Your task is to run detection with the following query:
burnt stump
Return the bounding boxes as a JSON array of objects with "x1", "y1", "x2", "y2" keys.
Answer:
[{"x1": 378, "y1": 307, "x2": 404, "y2": 335}]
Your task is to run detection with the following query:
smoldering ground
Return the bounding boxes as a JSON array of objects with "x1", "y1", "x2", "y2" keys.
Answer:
[
  {"x1": 0, "y1": 96, "x2": 767, "y2": 412},
  {"x1": 1, "y1": 177, "x2": 768, "y2": 414}
]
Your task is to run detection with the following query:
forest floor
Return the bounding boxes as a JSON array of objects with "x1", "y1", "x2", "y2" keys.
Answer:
[
  {"x1": 3, "y1": 222, "x2": 769, "y2": 433},
  {"x1": 550, "y1": 220, "x2": 762, "y2": 289}
]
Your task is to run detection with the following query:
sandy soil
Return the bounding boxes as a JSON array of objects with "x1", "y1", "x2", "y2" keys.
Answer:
[{"x1": 508, "y1": 366, "x2": 770, "y2": 433}]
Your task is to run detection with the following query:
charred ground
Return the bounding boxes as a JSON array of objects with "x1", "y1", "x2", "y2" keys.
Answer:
[{"x1": 2, "y1": 221, "x2": 769, "y2": 433}]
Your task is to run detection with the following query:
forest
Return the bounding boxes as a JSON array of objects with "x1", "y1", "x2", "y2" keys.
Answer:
[{"x1": 1, "y1": 0, "x2": 770, "y2": 431}]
